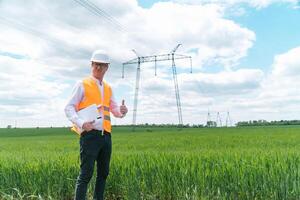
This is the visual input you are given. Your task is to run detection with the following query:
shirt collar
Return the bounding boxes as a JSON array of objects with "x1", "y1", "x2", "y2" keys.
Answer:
[{"x1": 90, "y1": 75, "x2": 103, "y2": 86}]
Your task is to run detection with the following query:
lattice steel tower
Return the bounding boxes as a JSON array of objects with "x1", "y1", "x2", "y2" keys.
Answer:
[{"x1": 122, "y1": 44, "x2": 192, "y2": 129}]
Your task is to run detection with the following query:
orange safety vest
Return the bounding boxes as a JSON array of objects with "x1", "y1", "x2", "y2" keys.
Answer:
[{"x1": 71, "y1": 77, "x2": 112, "y2": 134}]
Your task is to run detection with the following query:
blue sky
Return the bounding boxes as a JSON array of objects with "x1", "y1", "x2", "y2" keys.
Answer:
[
  {"x1": 231, "y1": 4, "x2": 300, "y2": 72},
  {"x1": 138, "y1": 0, "x2": 169, "y2": 8},
  {"x1": 0, "y1": 0, "x2": 300, "y2": 127}
]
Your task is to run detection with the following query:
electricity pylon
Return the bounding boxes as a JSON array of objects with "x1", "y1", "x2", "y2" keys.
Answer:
[
  {"x1": 216, "y1": 112, "x2": 222, "y2": 127},
  {"x1": 226, "y1": 111, "x2": 232, "y2": 127},
  {"x1": 122, "y1": 44, "x2": 192, "y2": 130}
]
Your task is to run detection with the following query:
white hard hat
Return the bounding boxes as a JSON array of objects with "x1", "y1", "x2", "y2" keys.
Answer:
[{"x1": 90, "y1": 50, "x2": 110, "y2": 64}]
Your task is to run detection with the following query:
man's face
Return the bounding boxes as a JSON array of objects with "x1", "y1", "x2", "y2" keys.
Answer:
[{"x1": 91, "y1": 62, "x2": 109, "y2": 79}]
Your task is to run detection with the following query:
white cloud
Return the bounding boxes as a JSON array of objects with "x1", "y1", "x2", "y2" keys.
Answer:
[
  {"x1": 259, "y1": 47, "x2": 300, "y2": 100},
  {"x1": 230, "y1": 47, "x2": 300, "y2": 121},
  {"x1": 271, "y1": 47, "x2": 300, "y2": 78},
  {"x1": 0, "y1": 55, "x2": 69, "y2": 125},
  {"x1": 179, "y1": 69, "x2": 264, "y2": 95}
]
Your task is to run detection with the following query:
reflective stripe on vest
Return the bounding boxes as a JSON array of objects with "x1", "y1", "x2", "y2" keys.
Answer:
[
  {"x1": 104, "y1": 115, "x2": 111, "y2": 121},
  {"x1": 72, "y1": 77, "x2": 112, "y2": 134},
  {"x1": 103, "y1": 106, "x2": 110, "y2": 112}
]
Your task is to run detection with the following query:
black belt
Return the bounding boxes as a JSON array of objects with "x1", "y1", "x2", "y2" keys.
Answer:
[{"x1": 81, "y1": 129, "x2": 110, "y2": 137}]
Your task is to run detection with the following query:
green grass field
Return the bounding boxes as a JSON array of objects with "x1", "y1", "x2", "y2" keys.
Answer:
[{"x1": 0, "y1": 126, "x2": 300, "y2": 199}]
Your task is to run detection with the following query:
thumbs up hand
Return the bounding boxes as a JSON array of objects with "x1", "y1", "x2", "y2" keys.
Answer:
[{"x1": 120, "y1": 99, "x2": 128, "y2": 116}]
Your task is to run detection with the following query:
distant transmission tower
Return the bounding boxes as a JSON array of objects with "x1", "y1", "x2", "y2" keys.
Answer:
[
  {"x1": 216, "y1": 112, "x2": 222, "y2": 127},
  {"x1": 226, "y1": 111, "x2": 232, "y2": 127},
  {"x1": 206, "y1": 109, "x2": 211, "y2": 127},
  {"x1": 122, "y1": 44, "x2": 192, "y2": 130}
]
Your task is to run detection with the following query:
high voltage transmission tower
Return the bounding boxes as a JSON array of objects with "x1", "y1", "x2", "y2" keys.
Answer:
[
  {"x1": 206, "y1": 110, "x2": 232, "y2": 127},
  {"x1": 206, "y1": 109, "x2": 211, "y2": 127},
  {"x1": 216, "y1": 112, "x2": 222, "y2": 127},
  {"x1": 122, "y1": 44, "x2": 192, "y2": 130},
  {"x1": 226, "y1": 111, "x2": 232, "y2": 127}
]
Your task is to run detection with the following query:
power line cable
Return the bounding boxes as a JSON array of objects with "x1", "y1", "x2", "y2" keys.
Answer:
[
  {"x1": 73, "y1": 0, "x2": 127, "y2": 32},
  {"x1": 84, "y1": 0, "x2": 124, "y2": 29}
]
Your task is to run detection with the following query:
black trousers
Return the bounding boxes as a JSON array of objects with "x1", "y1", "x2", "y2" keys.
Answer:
[{"x1": 74, "y1": 130, "x2": 112, "y2": 200}]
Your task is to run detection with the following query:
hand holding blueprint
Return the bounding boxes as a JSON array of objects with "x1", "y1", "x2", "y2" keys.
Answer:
[{"x1": 75, "y1": 104, "x2": 101, "y2": 133}]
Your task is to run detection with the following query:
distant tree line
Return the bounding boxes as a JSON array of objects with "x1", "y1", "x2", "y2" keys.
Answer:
[
  {"x1": 114, "y1": 123, "x2": 204, "y2": 128},
  {"x1": 236, "y1": 120, "x2": 300, "y2": 127}
]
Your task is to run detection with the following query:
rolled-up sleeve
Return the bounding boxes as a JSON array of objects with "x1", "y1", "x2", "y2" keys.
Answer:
[
  {"x1": 64, "y1": 81, "x2": 85, "y2": 128},
  {"x1": 110, "y1": 92, "x2": 124, "y2": 118}
]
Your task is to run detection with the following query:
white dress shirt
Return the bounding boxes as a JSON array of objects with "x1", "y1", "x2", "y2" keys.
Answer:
[{"x1": 64, "y1": 76, "x2": 124, "y2": 131}]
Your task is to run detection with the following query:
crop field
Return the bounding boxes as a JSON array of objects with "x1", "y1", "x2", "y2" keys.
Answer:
[{"x1": 0, "y1": 126, "x2": 300, "y2": 199}]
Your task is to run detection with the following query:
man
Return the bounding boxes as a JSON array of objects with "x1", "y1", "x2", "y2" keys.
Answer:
[{"x1": 64, "y1": 50, "x2": 128, "y2": 200}]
